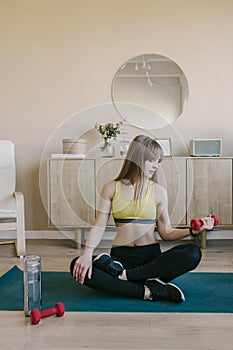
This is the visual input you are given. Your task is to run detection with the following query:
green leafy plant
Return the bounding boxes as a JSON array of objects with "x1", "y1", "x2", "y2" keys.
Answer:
[{"x1": 95, "y1": 122, "x2": 121, "y2": 141}]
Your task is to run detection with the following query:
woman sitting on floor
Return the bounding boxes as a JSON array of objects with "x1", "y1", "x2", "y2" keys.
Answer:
[{"x1": 70, "y1": 135, "x2": 214, "y2": 302}]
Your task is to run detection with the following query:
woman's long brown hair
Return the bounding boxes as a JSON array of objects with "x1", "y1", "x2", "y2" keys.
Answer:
[{"x1": 115, "y1": 135, "x2": 163, "y2": 200}]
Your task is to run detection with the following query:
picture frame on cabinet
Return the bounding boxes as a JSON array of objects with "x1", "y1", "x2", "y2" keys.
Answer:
[{"x1": 157, "y1": 138, "x2": 172, "y2": 157}]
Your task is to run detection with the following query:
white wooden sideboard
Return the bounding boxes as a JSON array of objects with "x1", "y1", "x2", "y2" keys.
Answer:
[{"x1": 47, "y1": 157, "x2": 233, "y2": 248}]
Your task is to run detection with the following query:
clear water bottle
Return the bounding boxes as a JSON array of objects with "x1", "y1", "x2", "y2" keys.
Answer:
[{"x1": 24, "y1": 255, "x2": 42, "y2": 316}]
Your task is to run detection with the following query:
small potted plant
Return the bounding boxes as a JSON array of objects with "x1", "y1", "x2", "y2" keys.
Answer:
[{"x1": 95, "y1": 121, "x2": 121, "y2": 157}]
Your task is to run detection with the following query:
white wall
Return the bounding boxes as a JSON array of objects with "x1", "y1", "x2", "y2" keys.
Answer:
[{"x1": 1, "y1": 0, "x2": 233, "y2": 229}]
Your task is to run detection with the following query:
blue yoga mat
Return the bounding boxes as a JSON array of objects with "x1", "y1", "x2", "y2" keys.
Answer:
[{"x1": 0, "y1": 266, "x2": 232, "y2": 313}]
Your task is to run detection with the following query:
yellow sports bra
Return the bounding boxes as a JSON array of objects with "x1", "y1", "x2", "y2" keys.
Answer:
[{"x1": 112, "y1": 181, "x2": 157, "y2": 224}]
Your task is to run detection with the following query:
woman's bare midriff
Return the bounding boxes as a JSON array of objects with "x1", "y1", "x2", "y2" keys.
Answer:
[{"x1": 112, "y1": 223, "x2": 158, "y2": 247}]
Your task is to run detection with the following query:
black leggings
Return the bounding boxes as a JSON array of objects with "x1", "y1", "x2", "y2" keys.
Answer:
[{"x1": 70, "y1": 242, "x2": 201, "y2": 300}]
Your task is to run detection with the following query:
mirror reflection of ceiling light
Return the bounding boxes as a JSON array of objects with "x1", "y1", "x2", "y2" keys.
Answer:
[{"x1": 134, "y1": 57, "x2": 153, "y2": 87}]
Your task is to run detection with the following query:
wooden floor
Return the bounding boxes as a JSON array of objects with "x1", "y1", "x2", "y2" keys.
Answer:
[{"x1": 0, "y1": 238, "x2": 233, "y2": 350}]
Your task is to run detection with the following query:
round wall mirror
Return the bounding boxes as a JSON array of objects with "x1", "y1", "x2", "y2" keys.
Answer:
[{"x1": 111, "y1": 53, "x2": 189, "y2": 129}]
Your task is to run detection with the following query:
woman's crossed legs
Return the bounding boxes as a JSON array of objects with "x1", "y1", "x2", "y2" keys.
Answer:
[{"x1": 70, "y1": 243, "x2": 201, "y2": 303}]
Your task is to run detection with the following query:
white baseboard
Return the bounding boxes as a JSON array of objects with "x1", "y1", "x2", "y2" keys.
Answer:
[{"x1": 1, "y1": 229, "x2": 233, "y2": 240}]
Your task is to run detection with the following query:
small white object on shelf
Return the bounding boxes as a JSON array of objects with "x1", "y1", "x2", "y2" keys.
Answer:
[
  {"x1": 189, "y1": 139, "x2": 222, "y2": 157},
  {"x1": 51, "y1": 154, "x2": 86, "y2": 159}
]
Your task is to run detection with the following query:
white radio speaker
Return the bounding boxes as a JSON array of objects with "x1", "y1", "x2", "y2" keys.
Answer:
[{"x1": 190, "y1": 139, "x2": 222, "y2": 156}]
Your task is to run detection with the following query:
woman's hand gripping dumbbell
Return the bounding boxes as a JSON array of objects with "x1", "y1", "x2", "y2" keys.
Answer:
[{"x1": 190, "y1": 214, "x2": 219, "y2": 237}]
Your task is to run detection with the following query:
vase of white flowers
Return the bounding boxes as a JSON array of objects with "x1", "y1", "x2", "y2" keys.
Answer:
[
  {"x1": 101, "y1": 138, "x2": 115, "y2": 157},
  {"x1": 95, "y1": 121, "x2": 121, "y2": 157}
]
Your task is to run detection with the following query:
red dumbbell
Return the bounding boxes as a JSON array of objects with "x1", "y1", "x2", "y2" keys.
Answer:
[
  {"x1": 30, "y1": 302, "x2": 65, "y2": 325},
  {"x1": 190, "y1": 214, "x2": 219, "y2": 231}
]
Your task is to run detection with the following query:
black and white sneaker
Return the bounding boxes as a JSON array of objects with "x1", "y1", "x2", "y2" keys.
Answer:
[
  {"x1": 145, "y1": 278, "x2": 185, "y2": 303},
  {"x1": 93, "y1": 253, "x2": 124, "y2": 277}
]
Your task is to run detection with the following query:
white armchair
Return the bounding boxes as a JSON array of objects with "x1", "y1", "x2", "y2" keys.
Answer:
[{"x1": 0, "y1": 140, "x2": 26, "y2": 257}]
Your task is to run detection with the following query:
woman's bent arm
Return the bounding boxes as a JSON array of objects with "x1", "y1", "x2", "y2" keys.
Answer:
[
  {"x1": 72, "y1": 181, "x2": 115, "y2": 283},
  {"x1": 155, "y1": 184, "x2": 214, "y2": 240},
  {"x1": 155, "y1": 184, "x2": 190, "y2": 240}
]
